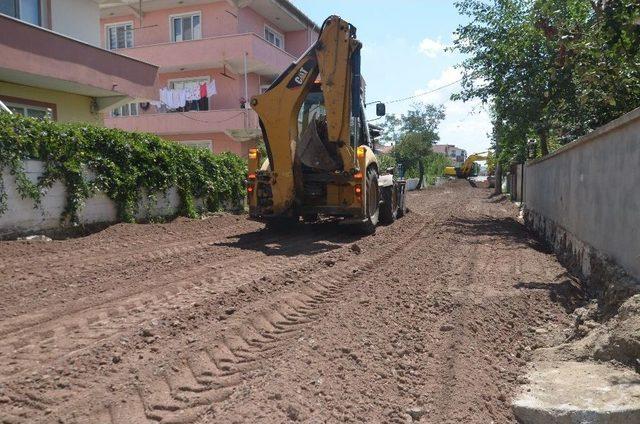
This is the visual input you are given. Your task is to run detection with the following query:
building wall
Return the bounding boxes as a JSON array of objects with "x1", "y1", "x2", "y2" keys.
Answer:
[
  {"x1": 164, "y1": 131, "x2": 254, "y2": 156},
  {"x1": 0, "y1": 81, "x2": 101, "y2": 125},
  {"x1": 101, "y1": 2, "x2": 238, "y2": 48},
  {"x1": 148, "y1": 67, "x2": 261, "y2": 111},
  {"x1": 51, "y1": 0, "x2": 101, "y2": 46},
  {"x1": 285, "y1": 28, "x2": 316, "y2": 58},
  {"x1": 524, "y1": 107, "x2": 640, "y2": 279},
  {"x1": 100, "y1": 2, "x2": 292, "y2": 53},
  {"x1": 237, "y1": 7, "x2": 285, "y2": 43}
]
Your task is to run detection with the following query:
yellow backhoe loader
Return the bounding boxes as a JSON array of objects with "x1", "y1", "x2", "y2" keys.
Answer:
[
  {"x1": 246, "y1": 15, "x2": 406, "y2": 233},
  {"x1": 444, "y1": 152, "x2": 488, "y2": 179}
]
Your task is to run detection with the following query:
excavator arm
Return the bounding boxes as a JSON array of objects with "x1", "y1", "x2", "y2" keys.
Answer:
[{"x1": 249, "y1": 16, "x2": 362, "y2": 216}]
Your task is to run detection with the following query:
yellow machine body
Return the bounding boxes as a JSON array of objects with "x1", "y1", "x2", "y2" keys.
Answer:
[
  {"x1": 246, "y1": 15, "x2": 404, "y2": 228},
  {"x1": 444, "y1": 152, "x2": 489, "y2": 179}
]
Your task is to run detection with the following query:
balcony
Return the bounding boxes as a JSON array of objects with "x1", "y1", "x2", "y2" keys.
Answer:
[
  {"x1": 104, "y1": 108, "x2": 259, "y2": 136},
  {"x1": 118, "y1": 33, "x2": 297, "y2": 76},
  {"x1": 0, "y1": 14, "x2": 158, "y2": 111}
]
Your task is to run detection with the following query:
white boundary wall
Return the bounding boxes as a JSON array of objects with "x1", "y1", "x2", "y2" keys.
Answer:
[
  {"x1": 524, "y1": 108, "x2": 640, "y2": 280},
  {"x1": 0, "y1": 160, "x2": 183, "y2": 238}
]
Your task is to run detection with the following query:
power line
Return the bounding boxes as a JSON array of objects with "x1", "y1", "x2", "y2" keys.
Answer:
[{"x1": 365, "y1": 78, "x2": 463, "y2": 106}]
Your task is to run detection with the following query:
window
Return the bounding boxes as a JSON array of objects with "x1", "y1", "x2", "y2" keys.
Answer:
[
  {"x1": 264, "y1": 25, "x2": 284, "y2": 49},
  {"x1": 1, "y1": 0, "x2": 41, "y2": 25},
  {"x1": 106, "y1": 22, "x2": 133, "y2": 50},
  {"x1": 171, "y1": 13, "x2": 201, "y2": 42},
  {"x1": 6, "y1": 102, "x2": 52, "y2": 119},
  {"x1": 169, "y1": 77, "x2": 209, "y2": 111},
  {"x1": 111, "y1": 102, "x2": 139, "y2": 117},
  {"x1": 259, "y1": 85, "x2": 271, "y2": 94}
]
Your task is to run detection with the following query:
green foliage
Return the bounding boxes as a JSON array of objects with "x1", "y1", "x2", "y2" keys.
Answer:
[
  {"x1": 0, "y1": 113, "x2": 246, "y2": 224},
  {"x1": 376, "y1": 153, "x2": 397, "y2": 174},
  {"x1": 454, "y1": 0, "x2": 640, "y2": 165},
  {"x1": 380, "y1": 103, "x2": 446, "y2": 185},
  {"x1": 423, "y1": 153, "x2": 450, "y2": 185}
]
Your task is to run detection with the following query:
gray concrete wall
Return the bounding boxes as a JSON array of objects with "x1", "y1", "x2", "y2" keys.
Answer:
[
  {"x1": 0, "y1": 160, "x2": 185, "y2": 238},
  {"x1": 524, "y1": 107, "x2": 640, "y2": 280}
]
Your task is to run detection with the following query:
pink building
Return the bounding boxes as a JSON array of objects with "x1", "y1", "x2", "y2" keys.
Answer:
[{"x1": 100, "y1": 0, "x2": 319, "y2": 156}]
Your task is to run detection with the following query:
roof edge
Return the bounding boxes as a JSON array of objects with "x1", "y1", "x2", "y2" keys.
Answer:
[{"x1": 272, "y1": 0, "x2": 320, "y2": 32}]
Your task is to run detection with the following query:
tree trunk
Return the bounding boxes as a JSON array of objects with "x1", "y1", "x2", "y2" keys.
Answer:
[
  {"x1": 494, "y1": 163, "x2": 502, "y2": 195},
  {"x1": 416, "y1": 160, "x2": 425, "y2": 190},
  {"x1": 539, "y1": 130, "x2": 550, "y2": 156},
  {"x1": 493, "y1": 142, "x2": 502, "y2": 195}
]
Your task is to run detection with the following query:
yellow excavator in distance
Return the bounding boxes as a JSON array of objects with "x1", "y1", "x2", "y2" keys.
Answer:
[
  {"x1": 444, "y1": 152, "x2": 488, "y2": 179},
  {"x1": 246, "y1": 15, "x2": 407, "y2": 233}
]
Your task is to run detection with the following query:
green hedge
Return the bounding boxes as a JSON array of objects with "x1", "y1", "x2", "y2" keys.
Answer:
[{"x1": 0, "y1": 113, "x2": 246, "y2": 224}]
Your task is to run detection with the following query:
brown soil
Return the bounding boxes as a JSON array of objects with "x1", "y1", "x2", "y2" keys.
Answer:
[{"x1": 0, "y1": 181, "x2": 582, "y2": 423}]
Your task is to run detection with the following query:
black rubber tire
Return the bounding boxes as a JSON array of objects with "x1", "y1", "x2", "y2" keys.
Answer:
[
  {"x1": 379, "y1": 186, "x2": 397, "y2": 225},
  {"x1": 358, "y1": 167, "x2": 379, "y2": 234}
]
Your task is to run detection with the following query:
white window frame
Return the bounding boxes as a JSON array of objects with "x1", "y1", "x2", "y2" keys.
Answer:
[
  {"x1": 170, "y1": 11, "x2": 202, "y2": 42},
  {"x1": 5, "y1": 101, "x2": 52, "y2": 119},
  {"x1": 105, "y1": 21, "x2": 134, "y2": 50},
  {"x1": 264, "y1": 24, "x2": 284, "y2": 49},
  {"x1": 111, "y1": 102, "x2": 139, "y2": 118},
  {"x1": 180, "y1": 140, "x2": 213, "y2": 152},
  {"x1": 168, "y1": 76, "x2": 210, "y2": 90}
]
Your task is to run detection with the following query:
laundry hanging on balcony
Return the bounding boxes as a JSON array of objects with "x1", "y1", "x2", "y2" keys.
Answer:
[
  {"x1": 200, "y1": 80, "x2": 217, "y2": 97},
  {"x1": 158, "y1": 80, "x2": 217, "y2": 110}
]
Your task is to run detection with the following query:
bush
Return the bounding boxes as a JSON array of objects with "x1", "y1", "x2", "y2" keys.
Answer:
[
  {"x1": 376, "y1": 153, "x2": 396, "y2": 174},
  {"x1": 0, "y1": 113, "x2": 246, "y2": 223},
  {"x1": 423, "y1": 153, "x2": 450, "y2": 185}
]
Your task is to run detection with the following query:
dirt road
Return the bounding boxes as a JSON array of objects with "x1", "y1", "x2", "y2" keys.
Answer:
[{"x1": 0, "y1": 181, "x2": 582, "y2": 423}]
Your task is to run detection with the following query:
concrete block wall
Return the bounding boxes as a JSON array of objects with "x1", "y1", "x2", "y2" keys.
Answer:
[
  {"x1": 0, "y1": 160, "x2": 185, "y2": 238},
  {"x1": 524, "y1": 107, "x2": 640, "y2": 287}
]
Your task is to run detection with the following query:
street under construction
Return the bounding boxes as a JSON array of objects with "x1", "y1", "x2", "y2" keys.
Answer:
[{"x1": 0, "y1": 182, "x2": 585, "y2": 423}]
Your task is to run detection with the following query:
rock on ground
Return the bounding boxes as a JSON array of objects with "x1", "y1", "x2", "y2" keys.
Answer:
[{"x1": 513, "y1": 361, "x2": 640, "y2": 424}]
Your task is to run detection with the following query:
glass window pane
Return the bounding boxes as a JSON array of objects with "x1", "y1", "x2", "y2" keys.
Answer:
[
  {"x1": 26, "y1": 108, "x2": 47, "y2": 119},
  {"x1": 116, "y1": 25, "x2": 126, "y2": 49},
  {"x1": 192, "y1": 15, "x2": 200, "y2": 39},
  {"x1": 108, "y1": 27, "x2": 116, "y2": 49},
  {"x1": 173, "y1": 18, "x2": 182, "y2": 41},
  {"x1": 8, "y1": 105, "x2": 24, "y2": 116},
  {"x1": 19, "y1": 0, "x2": 40, "y2": 25},
  {"x1": 125, "y1": 24, "x2": 133, "y2": 48},
  {"x1": 0, "y1": 0, "x2": 17, "y2": 17},
  {"x1": 130, "y1": 103, "x2": 138, "y2": 116},
  {"x1": 183, "y1": 16, "x2": 192, "y2": 41},
  {"x1": 122, "y1": 104, "x2": 130, "y2": 117}
]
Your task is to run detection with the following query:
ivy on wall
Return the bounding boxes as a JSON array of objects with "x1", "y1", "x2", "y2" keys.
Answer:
[{"x1": 0, "y1": 113, "x2": 246, "y2": 223}]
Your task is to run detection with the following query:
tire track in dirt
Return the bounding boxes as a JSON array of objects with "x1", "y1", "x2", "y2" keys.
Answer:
[
  {"x1": 91, "y1": 215, "x2": 429, "y2": 424},
  {"x1": 0, "y1": 227, "x2": 300, "y2": 337},
  {"x1": 0, "y1": 228, "x2": 350, "y2": 380},
  {"x1": 0, "y1": 216, "x2": 252, "y2": 270}
]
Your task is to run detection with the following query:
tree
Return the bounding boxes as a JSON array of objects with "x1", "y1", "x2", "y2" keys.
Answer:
[
  {"x1": 453, "y1": 0, "x2": 640, "y2": 169},
  {"x1": 379, "y1": 103, "x2": 445, "y2": 188}
]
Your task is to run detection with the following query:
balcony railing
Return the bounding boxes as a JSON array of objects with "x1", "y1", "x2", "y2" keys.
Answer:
[
  {"x1": 117, "y1": 33, "x2": 296, "y2": 76},
  {"x1": 104, "y1": 108, "x2": 258, "y2": 135}
]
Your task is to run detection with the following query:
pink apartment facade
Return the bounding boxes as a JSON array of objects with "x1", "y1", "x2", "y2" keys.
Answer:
[{"x1": 100, "y1": 0, "x2": 319, "y2": 156}]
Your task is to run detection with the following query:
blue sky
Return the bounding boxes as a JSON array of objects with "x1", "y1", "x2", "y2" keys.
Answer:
[{"x1": 291, "y1": 0, "x2": 492, "y2": 154}]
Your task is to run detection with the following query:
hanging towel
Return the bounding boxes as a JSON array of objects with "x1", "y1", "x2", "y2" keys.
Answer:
[
  {"x1": 199, "y1": 82, "x2": 207, "y2": 98},
  {"x1": 206, "y1": 80, "x2": 217, "y2": 96},
  {"x1": 159, "y1": 88, "x2": 170, "y2": 108},
  {"x1": 185, "y1": 85, "x2": 200, "y2": 102}
]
